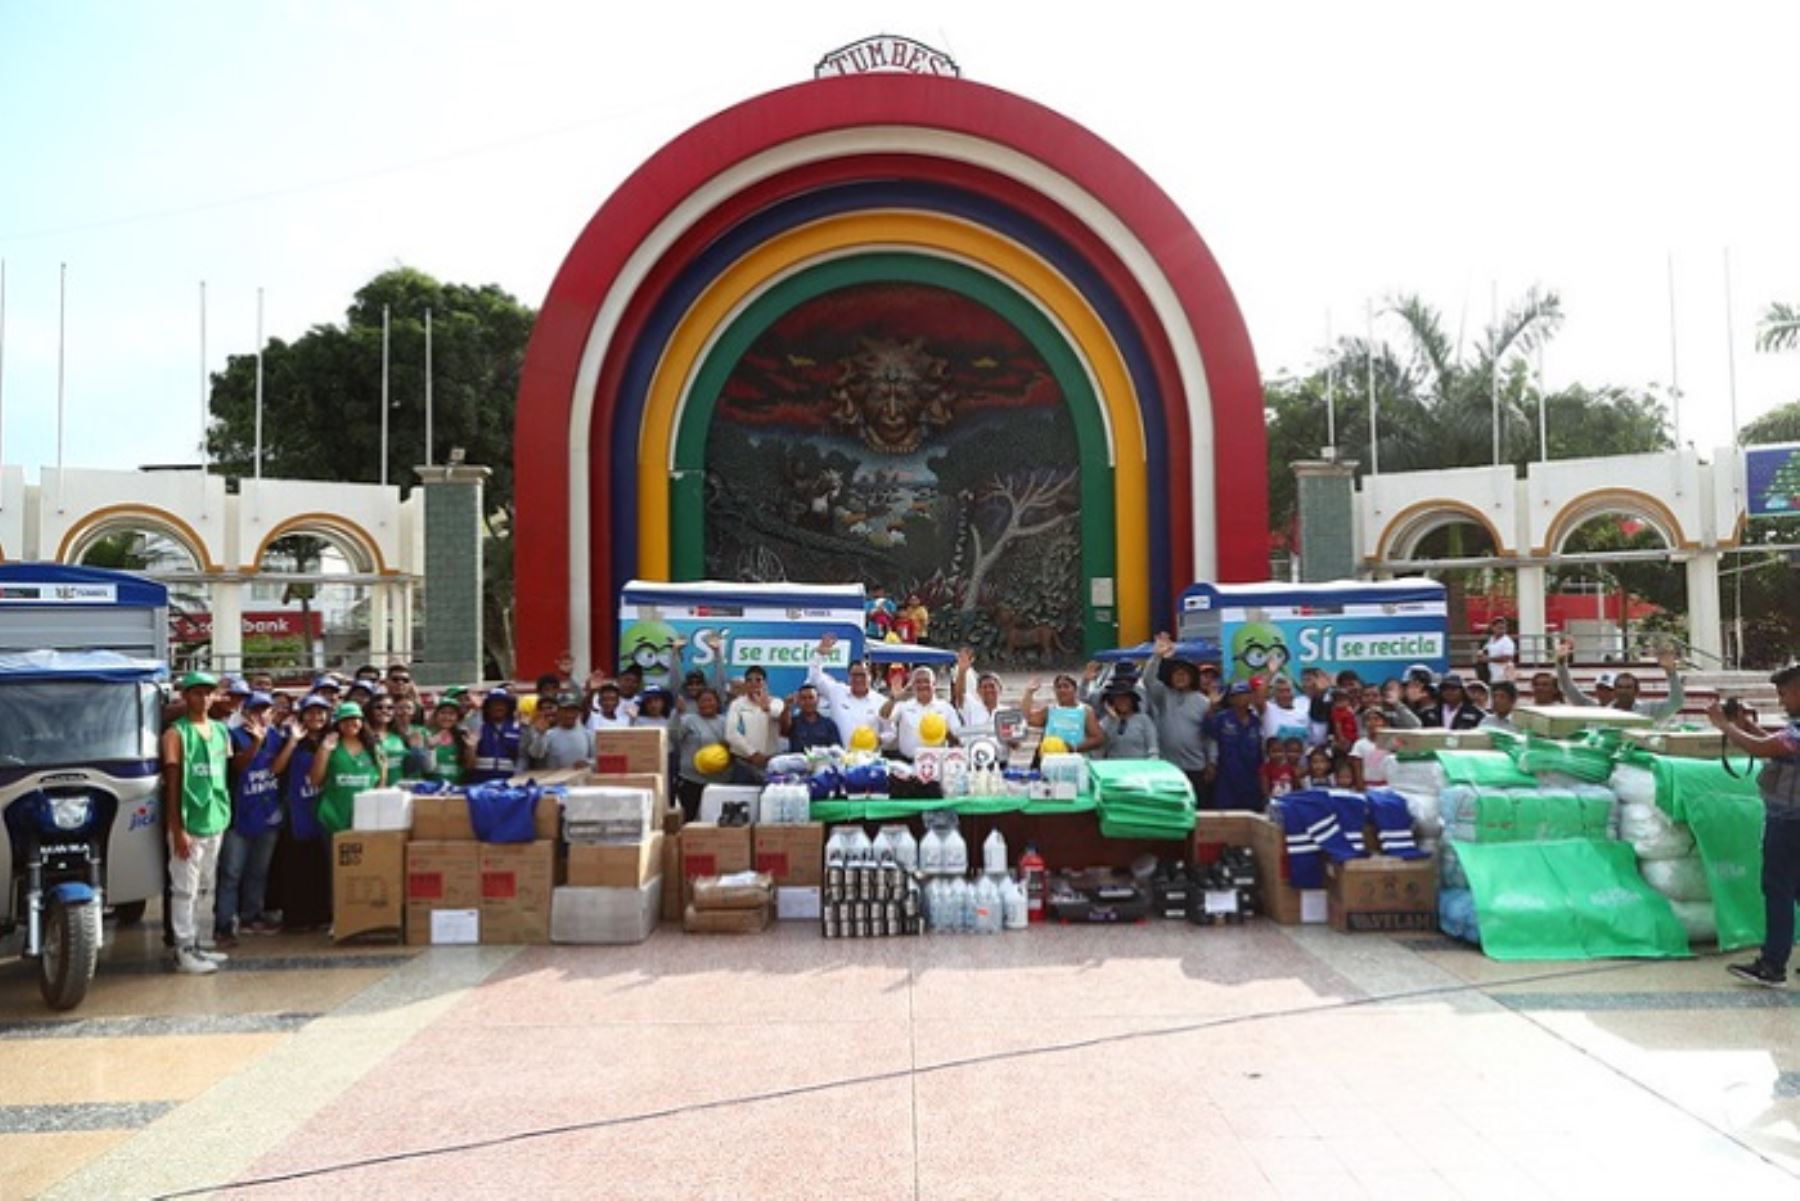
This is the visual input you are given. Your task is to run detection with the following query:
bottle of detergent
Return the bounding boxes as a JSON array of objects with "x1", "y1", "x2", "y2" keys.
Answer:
[{"x1": 1018, "y1": 843, "x2": 1047, "y2": 923}]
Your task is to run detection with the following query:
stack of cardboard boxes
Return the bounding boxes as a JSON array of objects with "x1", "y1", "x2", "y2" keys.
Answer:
[
  {"x1": 401, "y1": 789, "x2": 560, "y2": 945},
  {"x1": 684, "y1": 871, "x2": 776, "y2": 933},
  {"x1": 553, "y1": 777, "x2": 665, "y2": 944},
  {"x1": 1193, "y1": 810, "x2": 1437, "y2": 931}
]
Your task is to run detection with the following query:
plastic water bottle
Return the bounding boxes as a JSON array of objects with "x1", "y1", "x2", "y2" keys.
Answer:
[
  {"x1": 975, "y1": 875, "x2": 1002, "y2": 934},
  {"x1": 1001, "y1": 875, "x2": 1028, "y2": 930},
  {"x1": 951, "y1": 877, "x2": 973, "y2": 933},
  {"x1": 983, "y1": 829, "x2": 1008, "y2": 875}
]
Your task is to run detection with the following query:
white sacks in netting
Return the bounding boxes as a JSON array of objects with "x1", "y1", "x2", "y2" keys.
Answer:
[
  {"x1": 1618, "y1": 800, "x2": 1696, "y2": 861},
  {"x1": 1386, "y1": 757, "x2": 1449, "y2": 797},
  {"x1": 1669, "y1": 899, "x2": 1718, "y2": 944},
  {"x1": 1639, "y1": 854, "x2": 1713, "y2": 903},
  {"x1": 1393, "y1": 787, "x2": 1443, "y2": 840},
  {"x1": 1609, "y1": 764, "x2": 1659, "y2": 810}
]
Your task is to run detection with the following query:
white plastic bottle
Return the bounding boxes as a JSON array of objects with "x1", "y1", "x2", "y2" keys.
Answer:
[
  {"x1": 982, "y1": 829, "x2": 1008, "y2": 875},
  {"x1": 1001, "y1": 875, "x2": 1027, "y2": 929},
  {"x1": 975, "y1": 874, "x2": 1002, "y2": 934},
  {"x1": 943, "y1": 828, "x2": 969, "y2": 874},
  {"x1": 951, "y1": 877, "x2": 973, "y2": 932}
]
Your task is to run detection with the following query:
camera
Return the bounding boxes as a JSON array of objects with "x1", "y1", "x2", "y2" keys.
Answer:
[{"x1": 1721, "y1": 697, "x2": 1754, "y2": 723}]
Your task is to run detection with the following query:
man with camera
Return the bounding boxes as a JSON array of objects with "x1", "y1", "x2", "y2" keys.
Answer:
[{"x1": 1707, "y1": 664, "x2": 1800, "y2": 988}]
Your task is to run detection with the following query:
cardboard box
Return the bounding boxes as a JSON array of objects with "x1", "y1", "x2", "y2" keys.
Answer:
[
  {"x1": 1243, "y1": 814, "x2": 1327, "y2": 925},
  {"x1": 1328, "y1": 856, "x2": 1439, "y2": 933},
  {"x1": 410, "y1": 795, "x2": 476, "y2": 841},
  {"x1": 661, "y1": 832, "x2": 684, "y2": 922},
  {"x1": 582, "y1": 770, "x2": 668, "y2": 814},
  {"x1": 1622, "y1": 728, "x2": 1725, "y2": 759},
  {"x1": 331, "y1": 830, "x2": 407, "y2": 942},
  {"x1": 690, "y1": 872, "x2": 774, "y2": 911},
  {"x1": 1376, "y1": 728, "x2": 1493, "y2": 753},
  {"x1": 353, "y1": 788, "x2": 415, "y2": 832},
  {"x1": 551, "y1": 880, "x2": 661, "y2": 945},
  {"x1": 776, "y1": 886, "x2": 821, "y2": 921},
  {"x1": 752, "y1": 823, "x2": 825, "y2": 887},
  {"x1": 699, "y1": 784, "x2": 761, "y2": 825},
  {"x1": 1513, "y1": 703, "x2": 1651, "y2": 738},
  {"x1": 410, "y1": 795, "x2": 558, "y2": 842},
  {"x1": 563, "y1": 785, "x2": 658, "y2": 840},
  {"x1": 405, "y1": 840, "x2": 482, "y2": 945},
  {"x1": 680, "y1": 823, "x2": 753, "y2": 880},
  {"x1": 478, "y1": 841, "x2": 557, "y2": 944},
  {"x1": 594, "y1": 726, "x2": 667, "y2": 776},
  {"x1": 1193, "y1": 811, "x2": 1265, "y2": 850},
  {"x1": 567, "y1": 831, "x2": 665, "y2": 889},
  {"x1": 683, "y1": 902, "x2": 772, "y2": 934}
]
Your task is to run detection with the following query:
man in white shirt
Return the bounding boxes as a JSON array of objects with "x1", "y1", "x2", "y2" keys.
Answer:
[
  {"x1": 808, "y1": 633, "x2": 888, "y2": 747},
  {"x1": 725, "y1": 666, "x2": 785, "y2": 781},
  {"x1": 882, "y1": 667, "x2": 964, "y2": 760},
  {"x1": 1477, "y1": 616, "x2": 1518, "y2": 683},
  {"x1": 1261, "y1": 675, "x2": 1313, "y2": 746},
  {"x1": 951, "y1": 646, "x2": 1005, "y2": 736}
]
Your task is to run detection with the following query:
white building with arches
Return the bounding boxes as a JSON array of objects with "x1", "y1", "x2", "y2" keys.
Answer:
[
  {"x1": 0, "y1": 465, "x2": 422, "y2": 672},
  {"x1": 1354, "y1": 447, "x2": 1745, "y2": 662}
]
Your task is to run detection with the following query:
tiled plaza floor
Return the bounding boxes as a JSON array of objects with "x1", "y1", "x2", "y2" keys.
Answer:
[{"x1": 2, "y1": 911, "x2": 1797, "y2": 1199}]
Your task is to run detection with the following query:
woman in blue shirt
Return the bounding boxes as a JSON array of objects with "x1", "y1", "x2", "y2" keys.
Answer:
[
  {"x1": 1022, "y1": 674, "x2": 1105, "y2": 753},
  {"x1": 1203, "y1": 682, "x2": 1266, "y2": 811}
]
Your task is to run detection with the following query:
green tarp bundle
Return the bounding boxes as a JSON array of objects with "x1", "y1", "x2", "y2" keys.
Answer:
[
  {"x1": 1642, "y1": 755, "x2": 1794, "y2": 953},
  {"x1": 1511, "y1": 733, "x2": 1618, "y2": 783},
  {"x1": 1435, "y1": 750, "x2": 1536, "y2": 790},
  {"x1": 1452, "y1": 838, "x2": 1690, "y2": 961},
  {"x1": 809, "y1": 792, "x2": 1100, "y2": 825},
  {"x1": 1089, "y1": 759, "x2": 1196, "y2": 841}
]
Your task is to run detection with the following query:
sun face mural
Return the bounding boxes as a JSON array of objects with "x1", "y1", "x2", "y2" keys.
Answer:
[{"x1": 704, "y1": 281, "x2": 1083, "y2": 657}]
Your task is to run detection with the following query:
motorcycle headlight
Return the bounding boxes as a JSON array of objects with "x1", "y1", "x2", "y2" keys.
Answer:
[{"x1": 49, "y1": 796, "x2": 94, "y2": 832}]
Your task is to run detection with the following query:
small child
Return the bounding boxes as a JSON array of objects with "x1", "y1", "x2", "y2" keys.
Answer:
[
  {"x1": 1328, "y1": 689, "x2": 1360, "y2": 752},
  {"x1": 1349, "y1": 708, "x2": 1392, "y2": 789},
  {"x1": 1260, "y1": 738, "x2": 1298, "y2": 800},
  {"x1": 1332, "y1": 756, "x2": 1358, "y2": 791},
  {"x1": 1304, "y1": 747, "x2": 1335, "y2": 790}
]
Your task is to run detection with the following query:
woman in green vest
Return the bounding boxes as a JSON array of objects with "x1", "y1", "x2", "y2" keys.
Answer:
[
  {"x1": 308, "y1": 702, "x2": 387, "y2": 833},
  {"x1": 364, "y1": 694, "x2": 415, "y2": 780}
]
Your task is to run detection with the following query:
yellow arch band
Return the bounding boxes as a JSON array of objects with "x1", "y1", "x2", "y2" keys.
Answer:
[{"x1": 638, "y1": 210, "x2": 1150, "y2": 644}]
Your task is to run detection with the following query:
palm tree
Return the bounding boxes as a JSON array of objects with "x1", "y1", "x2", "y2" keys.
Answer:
[{"x1": 1756, "y1": 302, "x2": 1800, "y2": 352}]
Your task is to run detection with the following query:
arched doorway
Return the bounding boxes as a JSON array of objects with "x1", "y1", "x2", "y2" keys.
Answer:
[
  {"x1": 1549, "y1": 508, "x2": 1684, "y2": 662},
  {"x1": 1374, "y1": 501, "x2": 1509, "y2": 650},
  {"x1": 251, "y1": 528, "x2": 382, "y2": 679},
  {"x1": 65, "y1": 516, "x2": 213, "y2": 668}
]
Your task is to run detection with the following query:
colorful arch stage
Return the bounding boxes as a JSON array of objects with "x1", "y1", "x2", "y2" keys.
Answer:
[{"x1": 513, "y1": 73, "x2": 1267, "y2": 674}]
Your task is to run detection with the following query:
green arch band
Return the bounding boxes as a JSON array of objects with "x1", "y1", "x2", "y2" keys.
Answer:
[{"x1": 669, "y1": 252, "x2": 1117, "y2": 649}]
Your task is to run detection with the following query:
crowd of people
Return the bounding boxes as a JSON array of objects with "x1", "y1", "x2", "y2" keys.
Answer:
[{"x1": 151, "y1": 615, "x2": 1693, "y2": 973}]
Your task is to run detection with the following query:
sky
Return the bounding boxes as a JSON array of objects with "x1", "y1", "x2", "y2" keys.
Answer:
[{"x1": 0, "y1": 0, "x2": 1796, "y2": 479}]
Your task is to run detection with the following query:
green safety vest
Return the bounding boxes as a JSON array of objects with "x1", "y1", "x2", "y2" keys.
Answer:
[{"x1": 172, "y1": 717, "x2": 231, "y2": 837}]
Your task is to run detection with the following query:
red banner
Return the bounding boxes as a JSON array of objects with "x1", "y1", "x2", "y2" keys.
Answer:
[{"x1": 171, "y1": 610, "x2": 325, "y2": 643}]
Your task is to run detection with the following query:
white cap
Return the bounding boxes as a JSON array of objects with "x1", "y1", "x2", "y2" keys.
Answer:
[{"x1": 1595, "y1": 672, "x2": 1617, "y2": 689}]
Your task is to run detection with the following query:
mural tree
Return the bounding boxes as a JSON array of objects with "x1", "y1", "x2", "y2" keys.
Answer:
[{"x1": 961, "y1": 468, "x2": 1079, "y2": 615}]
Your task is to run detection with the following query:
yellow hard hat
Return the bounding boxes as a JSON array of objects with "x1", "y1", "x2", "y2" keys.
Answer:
[
  {"x1": 695, "y1": 743, "x2": 731, "y2": 775},
  {"x1": 920, "y1": 712, "x2": 948, "y2": 746},
  {"x1": 850, "y1": 725, "x2": 879, "y2": 752},
  {"x1": 884, "y1": 631, "x2": 901, "y2": 644},
  {"x1": 517, "y1": 694, "x2": 539, "y2": 719},
  {"x1": 1040, "y1": 735, "x2": 1070, "y2": 756}
]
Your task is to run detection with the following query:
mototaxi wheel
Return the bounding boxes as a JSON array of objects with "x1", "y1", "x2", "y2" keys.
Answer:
[{"x1": 40, "y1": 897, "x2": 101, "y2": 1011}]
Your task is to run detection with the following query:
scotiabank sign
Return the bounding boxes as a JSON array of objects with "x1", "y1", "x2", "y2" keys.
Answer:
[
  {"x1": 172, "y1": 611, "x2": 324, "y2": 643},
  {"x1": 814, "y1": 35, "x2": 959, "y2": 79}
]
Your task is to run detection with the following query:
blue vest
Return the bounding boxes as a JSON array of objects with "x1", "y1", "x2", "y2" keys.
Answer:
[
  {"x1": 230, "y1": 727, "x2": 287, "y2": 836},
  {"x1": 284, "y1": 738, "x2": 327, "y2": 841},
  {"x1": 471, "y1": 721, "x2": 523, "y2": 784}
]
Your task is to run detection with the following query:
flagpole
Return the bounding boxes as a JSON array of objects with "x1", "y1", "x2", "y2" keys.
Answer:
[
  {"x1": 1490, "y1": 280, "x2": 1501, "y2": 465},
  {"x1": 1366, "y1": 298, "x2": 1379, "y2": 475},
  {"x1": 254, "y1": 287, "x2": 264, "y2": 479},
  {"x1": 424, "y1": 308, "x2": 434, "y2": 468},
  {"x1": 1666, "y1": 251, "x2": 1680, "y2": 442},
  {"x1": 1723, "y1": 247, "x2": 1739, "y2": 444},
  {"x1": 380, "y1": 304, "x2": 390, "y2": 487},
  {"x1": 1324, "y1": 307, "x2": 1336, "y2": 455},
  {"x1": 57, "y1": 264, "x2": 67, "y2": 479},
  {"x1": 1536, "y1": 342, "x2": 1548, "y2": 462},
  {"x1": 0, "y1": 259, "x2": 7, "y2": 482}
]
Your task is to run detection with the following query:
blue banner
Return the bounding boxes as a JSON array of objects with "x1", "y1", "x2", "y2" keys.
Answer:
[
  {"x1": 1745, "y1": 443, "x2": 1800, "y2": 519},
  {"x1": 1221, "y1": 612, "x2": 1448, "y2": 685}
]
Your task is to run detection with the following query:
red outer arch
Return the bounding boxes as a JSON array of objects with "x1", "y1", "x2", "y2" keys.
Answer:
[
  {"x1": 583, "y1": 152, "x2": 1198, "y2": 667},
  {"x1": 514, "y1": 74, "x2": 1267, "y2": 676}
]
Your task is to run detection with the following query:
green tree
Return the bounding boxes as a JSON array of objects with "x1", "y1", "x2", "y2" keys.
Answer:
[
  {"x1": 1739, "y1": 398, "x2": 1800, "y2": 446},
  {"x1": 1756, "y1": 302, "x2": 1800, "y2": 353},
  {"x1": 205, "y1": 268, "x2": 534, "y2": 675},
  {"x1": 1264, "y1": 289, "x2": 1672, "y2": 535}
]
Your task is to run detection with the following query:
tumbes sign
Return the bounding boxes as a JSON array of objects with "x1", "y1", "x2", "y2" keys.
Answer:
[{"x1": 814, "y1": 35, "x2": 959, "y2": 80}]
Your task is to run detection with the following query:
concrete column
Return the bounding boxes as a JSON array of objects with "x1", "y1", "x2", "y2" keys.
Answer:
[
  {"x1": 1684, "y1": 551, "x2": 1723, "y2": 663},
  {"x1": 395, "y1": 581, "x2": 415, "y2": 666},
  {"x1": 211, "y1": 578, "x2": 244, "y2": 676},
  {"x1": 369, "y1": 582, "x2": 391, "y2": 665},
  {"x1": 1293, "y1": 459, "x2": 1359, "y2": 582},
  {"x1": 414, "y1": 464, "x2": 489, "y2": 686},
  {"x1": 1515, "y1": 563, "x2": 1548, "y2": 664}
]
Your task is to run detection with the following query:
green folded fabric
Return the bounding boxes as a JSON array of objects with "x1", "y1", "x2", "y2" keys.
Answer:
[{"x1": 1454, "y1": 838, "x2": 1689, "y2": 961}]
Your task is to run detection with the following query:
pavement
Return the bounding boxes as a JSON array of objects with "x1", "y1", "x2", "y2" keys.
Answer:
[{"x1": 3, "y1": 909, "x2": 1799, "y2": 1199}]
